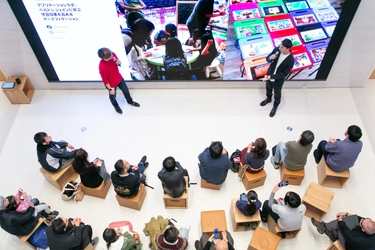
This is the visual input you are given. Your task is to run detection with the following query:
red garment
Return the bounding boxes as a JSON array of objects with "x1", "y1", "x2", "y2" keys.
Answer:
[
  {"x1": 98, "y1": 52, "x2": 123, "y2": 88},
  {"x1": 155, "y1": 233, "x2": 188, "y2": 250}
]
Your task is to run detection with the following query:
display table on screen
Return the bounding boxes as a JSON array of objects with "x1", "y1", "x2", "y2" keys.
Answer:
[{"x1": 2, "y1": 76, "x2": 34, "y2": 104}]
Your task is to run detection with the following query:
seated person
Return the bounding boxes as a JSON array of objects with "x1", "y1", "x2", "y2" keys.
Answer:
[
  {"x1": 313, "y1": 125, "x2": 362, "y2": 172},
  {"x1": 163, "y1": 38, "x2": 189, "y2": 80},
  {"x1": 192, "y1": 33, "x2": 218, "y2": 70},
  {"x1": 72, "y1": 148, "x2": 110, "y2": 188},
  {"x1": 260, "y1": 183, "x2": 306, "y2": 231},
  {"x1": 111, "y1": 156, "x2": 148, "y2": 198},
  {"x1": 155, "y1": 225, "x2": 189, "y2": 250},
  {"x1": 240, "y1": 138, "x2": 269, "y2": 173},
  {"x1": 158, "y1": 156, "x2": 187, "y2": 198},
  {"x1": 271, "y1": 130, "x2": 315, "y2": 170},
  {"x1": 198, "y1": 141, "x2": 232, "y2": 185},
  {"x1": 47, "y1": 217, "x2": 99, "y2": 250},
  {"x1": 154, "y1": 23, "x2": 177, "y2": 46},
  {"x1": 311, "y1": 212, "x2": 375, "y2": 249},
  {"x1": 34, "y1": 132, "x2": 76, "y2": 172},
  {"x1": 236, "y1": 190, "x2": 262, "y2": 216},
  {"x1": 102, "y1": 221, "x2": 142, "y2": 250},
  {"x1": 194, "y1": 230, "x2": 234, "y2": 250},
  {"x1": 116, "y1": 0, "x2": 146, "y2": 17}
]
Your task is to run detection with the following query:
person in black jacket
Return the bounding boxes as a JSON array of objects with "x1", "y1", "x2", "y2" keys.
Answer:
[
  {"x1": 158, "y1": 157, "x2": 188, "y2": 198},
  {"x1": 194, "y1": 230, "x2": 235, "y2": 250},
  {"x1": 72, "y1": 148, "x2": 110, "y2": 188},
  {"x1": 47, "y1": 217, "x2": 99, "y2": 250},
  {"x1": 0, "y1": 196, "x2": 39, "y2": 236},
  {"x1": 311, "y1": 212, "x2": 375, "y2": 250},
  {"x1": 111, "y1": 156, "x2": 148, "y2": 198},
  {"x1": 259, "y1": 39, "x2": 295, "y2": 117}
]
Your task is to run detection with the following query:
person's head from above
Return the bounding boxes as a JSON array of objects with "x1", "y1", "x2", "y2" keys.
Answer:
[
  {"x1": 163, "y1": 156, "x2": 176, "y2": 172},
  {"x1": 0, "y1": 196, "x2": 13, "y2": 210},
  {"x1": 103, "y1": 228, "x2": 119, "y2": 248},
  {"x1": 127, "y1": 11, "x2": 144, "y2": 29},
  {"x1": 97, "y1": 48, "x2": 113, "y2": 61},
  {"x1": 72, "y1": 148, "x2": 89, "y2": 174},
  {"x1": 165, "y1": 38, "x2": 184, "y2": 58},
  {"x1": 209, "y1": 141, "x2": 223, "y2": 158},
  {"x1": 299, "y1": 130, "x2": 315, "y2": 146},
  {"x1": 215, "y1": 239, "x2": 229, "y2": 250},
  {"x1": 284, "y1": 192, "x2": 301, "y2": 208},
  {"x1": 114, "y1": 159, "x2": 130, "y2": 175},
  {"x1": 4, "y1": 195, "x2": 19, "y2": 210},
  {"x1": 165, "y1": 23, "x2": 177, "y2": 37},
  {"x1": 163, "y1": 226, "x2": 179, "y2": 243},
  {"x1": 279, "y1": 38, "x2": 292, "y2": 55},
  {"x1": 245, "y1": 190, "x2": 258, "y2": 216},
  {"x1": 346, "y1": 125, "x2": 362, "y2": 142},
  {"x1": 51, "y1": 217, "x2": 69, "y2": 234},
  {"x1": 131, "y1": 19, "x2": 155, "y2": 47},
  {"x1": 34, "y1": 132, "x2": 52, "y2": 146},
  {"x1": 252, "y1": 138, "x2": 267, "y2": 158},
  {"x1": 360, "y1": 218, "x2": 375, "y2": 235}
]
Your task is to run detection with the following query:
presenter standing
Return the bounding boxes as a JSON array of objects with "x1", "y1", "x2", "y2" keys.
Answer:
[
  {"x1": 98, "y1": 47, "x2": 140, "y2": 114},
  {"x1": 260, "y1": 39, "x2": 294, "y2": 118}
]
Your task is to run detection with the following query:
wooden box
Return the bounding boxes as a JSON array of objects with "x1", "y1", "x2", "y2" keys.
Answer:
[
  {"x1": 248, "y1": 227, "x2": 281, "y2": 250},
  {"x1": 39, "y1": 165, "x2": 78, "y2": 190},
  {"x1": 230, "y1": 198, "x2": 261, "y2": 231},
  {"x1": 79, "y1": 180, "x2": 112, "y2": 199},
  {"x1": 201, "y1": 210, "x2": 227, "y2": 233},
  {"x1": 280, "y1": 163, "x2": 305, "y2": 186},
  {"x1": 116, "y1": 183, "x2": 146, "y2": 210},
  {"x1": 163, "y1": 177, "x2": 188, "y2": 208},
  {"x1": 267, "y1": 215, "x2": 301, "y2": 239},
  {"x1": 302, "y1": 182, "x2": 335, "y2": 221},
  {"x1": 201, "y1": 178, "x2": 221, "y2": 190},
  {"x1": 317, "y1": 158, "x2": 350, "y2": 188}
]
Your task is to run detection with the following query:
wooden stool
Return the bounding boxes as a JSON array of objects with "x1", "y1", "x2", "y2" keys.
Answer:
[
  {"x1": 317, "y1": 158, "x2": 350, "y2": 188},
  {"x1": 18, "y1": 218, "x2": 47, "y2": 248},
  {"x1": 39, "y1": 166, "x2": 78, "y2": 190},
  {"x1": 84, "y1": 243, "x2": 95, "y2": 250},
  {"x1": 239, "y1": 163, "x2": 267, "y2": 190},
  {"x1": 201, "y1": 178, "x2": 221, "y2": 190},
  {"x1": 280, "y1": 163, "x2": 305, "y2": 185},
  {"x1": 201, "y1": 210, "x2": 227, "y2": 233},
  {"x1": 79, "y1": 180, "x2": 112, "y2": 199},
  {"x1": 116, "y1": 183, "x2": 146, "y2": 211},
  {"x1": 248, "y1": 227, "x2": 281, "y2": 250},
  {"x1": 230, "y1": 198, "x2": 261, "y2": 231},
  {"x1": 163, "y1": 177, "x2": 188, "y2": 208},
  {"x1": 302, "y1": 182, "x2": 335, "y2": 221},
  {"x1": 327, "y1": 240, "x2": 344, "y2": 250},
  {"x1": 267, "y1": 215, "x2": 301, "y2": 239}
]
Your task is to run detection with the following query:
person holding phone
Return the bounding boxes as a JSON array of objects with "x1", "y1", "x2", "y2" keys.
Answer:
[
  {"x1": 236, "y1": 190, "x2": 262, "y2": 216},
  {"x1": 194, "y1": 230, "x2": 235, "y2": 250},
  {"x1": 240, "y1": 138, "x2": 269, "y2": 173},
  {"x1": 260, "y1": 182, "x2": 305, "y2": 231}
]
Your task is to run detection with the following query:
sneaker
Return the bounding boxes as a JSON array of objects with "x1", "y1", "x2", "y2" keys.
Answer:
[
  {"x1": 325, "y1": 229, "x2": 338, "y2": 242},
  {"x1": 45, "y1": 215, "x2": 56, "y2": 224},
  {"x1": 194, "y1": 240, "x2": 199, "y2": 250},
  {"x1": 270, "y1": 156, "x2": 280, "y2": 169},
  {"x1": 91, "y1": 237, "x2": 99, "y2": 247},
  {"x1": 311, "y1": 218, "x2": 325, "y2": 234},
  {"x1": 313, "y1": 150, "x2": 320, "y2": 164},
  {"x1": 50, "y1": 210, "x2": 59, "y2": 217},
  {"x1": 130, "y1": 101, "x2": 140, "y2": 107},
  {"x1": 115, "y1": 106, "x2": 123, "y2": 114},
  {"x1": 139, "y1": 155, "x2": 147, "y2": 165}
]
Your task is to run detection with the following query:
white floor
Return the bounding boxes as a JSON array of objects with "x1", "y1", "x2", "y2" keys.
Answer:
[{"x1": 1, "y1": 83, "x2": 375, "y2": 250}]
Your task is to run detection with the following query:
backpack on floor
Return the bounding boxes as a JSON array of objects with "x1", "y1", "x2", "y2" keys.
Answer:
[
  {"x1": 230, "y1": 149, "x2": 241, "y2": 173},
  {"x1": 28, "y1": 224, "x2": 48, "y2": 249}
]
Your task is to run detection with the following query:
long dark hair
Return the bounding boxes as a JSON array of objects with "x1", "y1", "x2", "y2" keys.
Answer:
[
  {"x1": 245, "y1": 190, "x2": 258, "y2": 216},
  {"x1": 103, "y1": 228, "x2": 118, "y2": 250},
  {"x1": 72, "y1": 148, "x2": 89, "y2": 174},
  {"x1": 165, "y1": 38, "x2": 185, "y2": 59},
  {"x1": 252, "y1": 138, "x2": 267, "y2": 159}
]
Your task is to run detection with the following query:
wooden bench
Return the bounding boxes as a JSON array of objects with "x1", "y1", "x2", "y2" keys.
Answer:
[
  {"x1": 302, "y1": 182, "x2": 335, "y2": 221},
  {"x1": 317, "y1": 158, "x2": 350, "y2": 188},
  {"x1": 79, "y1": 180, "x2": 112, "y2": 199},
  {"x1": 248, "y1": 227, "x2": 281, "y2": 250},
  {"x1": 201, "y1": 210, "x2": 227, "y2": 233},
  {"x1": 39, "y1": 165, "x2": 78, "y2": 190},
  {"x1": 18, "y1": 218, "x2": 47, "y2": 249},
  {"x1": 84, "y1": 243, "x2": 95, "y2": 250},
  {"x1": 239, "y1": 163, "x2": 267, "y2": 190},
  {"x1": 230, "y1": 198, "x2": 261, "y2": 231},
  {"x1": 201, "y1": 178, "x2": 221, "y2": 190},
  {"x1": 267, "y1": 215, "x2": 301, "y2": 239},
  {"x1": 163, "y1": 177, "x2": 188, "y2": 208},
  {"x1": 280, "y1": 163, "x2": 305, "y2": 186},
  {"x1": 327, "y1": 240, "x2": 344, "y2": 250},
  {"x1": 116, "y1": 183, "x2": 146, "y2": 211}
]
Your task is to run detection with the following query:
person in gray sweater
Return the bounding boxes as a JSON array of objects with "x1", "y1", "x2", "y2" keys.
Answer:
[
  {"x1": 270, "y1": 130, "x2": 314, "y2": 170},
  {"x1": 260, "y1": 183, "x2": 306, "y2": 231}
]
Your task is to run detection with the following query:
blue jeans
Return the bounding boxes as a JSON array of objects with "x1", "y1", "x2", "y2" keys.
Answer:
[
  {"x1": 129, "y1": 163, "x2": 146, "y2": 192},
  {"x1": 109, "y1": 78, "x2": 133, "y2": 108},
  {"x1": 274, "y1": 142, "x2": 288, "y2": 165}
]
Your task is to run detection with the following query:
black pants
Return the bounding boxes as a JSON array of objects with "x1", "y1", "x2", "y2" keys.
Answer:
[
  {"x1": 266, "y1": 80, "x2": 284, "y2": 107},
  {"x1": 73, "y1": 225, "x2": 93, "y2": 250},
  {"x1": 109, "y1": 78, "x2": 133, "y2": 108},
  {"x1": 261, "y1": 200, "x2": 279, "y2": 223},
  {"x1": 314, "y1": 140, "x2": 329, "y2": 164}
]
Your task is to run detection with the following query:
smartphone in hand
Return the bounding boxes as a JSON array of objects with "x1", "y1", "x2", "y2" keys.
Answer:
[
  {"x1": 214, "y1": 228, "x2": 219, "y2": 239},
  {"x1": 278, "y1": 181, "x2": 289, "y2": 187},
  {"x1": 240, "y1": 193, "x2": 247, "y2": 201}
]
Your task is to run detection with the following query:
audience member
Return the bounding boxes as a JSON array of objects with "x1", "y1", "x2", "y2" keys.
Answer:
[
  {"x1": 163, "y1": 38, "x2": 189, "y2": 80},
  {"x1": 260, "y1": 183, "x2": 305, "y2": 231},
  {"x1": 311, "y1": 212, "x2": 375, "y2": 249},
  {"x1": 198, "y1": 141, "x2": 232, "y2": 185},
  {"x1": 102, "y1": 221, "x2": 142, "y2": 250},
  {"x1": 154, "y1": 23, "x2": 177, "y2": 46},
  {"x1": 313, "y1": 125, "x2": 363, "y2": 172},
  {"x1": 240, "y1": 138, "x2": 269, "y2": 173},
  {"x1": 155, "y1": 225, "x2": 189, "y2": 250},
  {"x1": 116, "y1": 0, "x2": 146, "y2": 17},
  {"x1": 72, "y1": 148, "x2": 110, "y2": 188},
  {"x1": 236, "y1": 190, "x2": 262, "y2": 217},
  {"x1": 111, "y1": 156, "x2": 148, "y2": 198},
  {"x1": 34, "y1": 132, "x2": 76, "y2": 172},
  {"x1": 271, "y1": 130, "x2": 314, "y2": 170},
  {"x1": 158, "y1": 156, "x2": 188, "y2": 198},
  {"x1": 47, "y1": 217, "x2": 99, "y2": 250},
  {"x1": 195, "y1": 230, "x2": 234, "y2": 250}
]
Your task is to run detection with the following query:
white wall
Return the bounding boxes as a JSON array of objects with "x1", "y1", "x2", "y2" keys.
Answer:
[{"x1": 0, "y1": 0, "x2": 374, "y2": 89}]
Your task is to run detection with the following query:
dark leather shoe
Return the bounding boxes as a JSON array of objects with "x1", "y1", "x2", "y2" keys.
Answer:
[
  {"x1": 269, "y1": 107, "x2": 277, "y2": 117},
  {"x1": 115, "y1": 106, "x2": 123, "y2": 114},
  {"x1": 130, "y1": 101, "x2": 140, "y2": 107},
  {"x1": 260, "y1": 98, "x2": 271, "y2": 106}
]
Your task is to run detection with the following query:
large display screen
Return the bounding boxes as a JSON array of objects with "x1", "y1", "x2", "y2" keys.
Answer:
[{"x1": 8, "y1": 0, "x2": 360, "y2": 82}]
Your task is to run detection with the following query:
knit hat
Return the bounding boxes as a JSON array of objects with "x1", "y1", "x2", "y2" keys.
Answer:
[
  {"x1": 165, "y1": 23, "x2": 177, "y2": 37},
  {"x1": 0, "y1": 196, "x2": 4, "y2": 210}
]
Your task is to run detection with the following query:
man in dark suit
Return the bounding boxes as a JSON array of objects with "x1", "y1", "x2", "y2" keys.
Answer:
[
  {"x1": 260, "y1": 39, "x2": 294, "y2": 117},
  {"x1": 158, "y1": 157, "x2": 188, "y2": 198}
]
